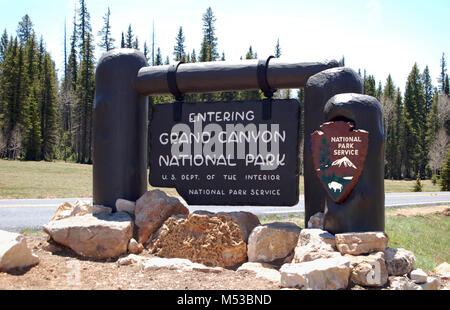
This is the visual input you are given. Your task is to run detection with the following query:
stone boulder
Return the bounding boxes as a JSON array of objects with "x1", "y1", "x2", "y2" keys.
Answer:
[
  {"x1": 384, "y1": 247, "x2": 415, "y2": 276},
  {"x1": 116, "y1": 199, "x2": 136, "y2": 215},
  {"x1": 237, "y1": 262, "x2": 281, "y2": 284},
  {"x1": 117, "y1": 254, "x2": 148, "y2": 266},
  {"x1": 293, "y1": 229, "x2": 341, "y2": 263},
  {"x1": 0, "y1": 230, "x2": 39, "y2": 271},
  {"x1": 149, "y1": 213, "x2": 247, "y2": 267},
  {"x1": 388, "y1": 276, "x2": 422, "y2": 290},
  {"x1": 434, "y1": 262, "x2": 450, "y2": 279},
  {"x1": 420, "y1": 277, "x2": 441, "y2": 290},
  {"x1": 307, "y1": 212, "x2": 324, "y2": 229},
  {"x1": 44, "y1": 212, "x2": 133, "y2": 259},
  {"x1": 346, "y1": 251, "x2": 388, "y2": 287},
  {"x1": 194, "y1": 210, "x2": 260, "y2": 243},
  {"x1": 140, "y1": 257, "x2": 224, "y2": 273},
  {"x1": 280, "y1": 256, "x2": 352, "y2": 290},
  {"x1": 127, "y1": 238, "x2": 144, "y2": 254},
  {"x1": 410, "y1": 268, "x2": 428, "y2": 284},
  {"x1": 335, "y1": 231, "x2": 388, "y2": 255},
  {"x1": 51, "y1": 200, "x2": 111, "y2": 221},
  {"x1": 247, "y1": 222, "x2": 301, "y2": 263},
  {"x1": 135, "y1": 190, "x2": 189, "y2": 244}
]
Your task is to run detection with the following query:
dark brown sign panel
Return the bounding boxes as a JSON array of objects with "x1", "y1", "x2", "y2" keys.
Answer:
[
  {"x1": 149, "y1": 100, "x2": 301, "y2": 206},
  {"x1": 311, "y1": 121, "x2": 369, "y2": 203}
]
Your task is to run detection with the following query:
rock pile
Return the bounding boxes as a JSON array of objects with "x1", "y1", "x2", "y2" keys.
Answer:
[{"x1": 4, "y1": 190, "x2": 443, "y2": 290}]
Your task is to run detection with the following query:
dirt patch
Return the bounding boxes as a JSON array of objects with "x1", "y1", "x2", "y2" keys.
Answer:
[
  {"x1": 0, "y1": 234, "x2": 279, "y2": 290},
  {"x1": 386, "y1": 205, "x2": 450, "y2": 217}
]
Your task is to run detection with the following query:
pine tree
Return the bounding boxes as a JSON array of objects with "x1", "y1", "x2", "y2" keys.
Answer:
[
  {"x1": 121, "y1": 32, "x2": 125, "y2": 48},
  {"x1": 173, "y1": 26, "x2": 186, "y2": 62},
  {"x1": 143, "y1": 41, "x2": 149, "y2": 62},
  {"x1": 245, "y1": 46, "x2": 254, "y2": 60},
  {"x1": 199, "y1": 7, "x2": 219, "y2": 62},
  {"x1": 384, "y1": 75, "x2": 395, "y2": 98},
  {"x1": 199, "y1": 7, "x2": 219, "y2": 101},
  {"x1": 423, "y1": 66, "x2": 434, "y2": 113},
  {"x1": 75, "y1": 0, "x2": 95, "y2": 163},
  {"x1": 413, "y1": 172, "x2": 423, "y2": 192},
  {"x1": 440, "y1": 147, "x2": 450, "y2": 191},
  {"x1": 17, "y1": 15, "x2": 34, "y2": 43},
  {"x1": 376, "y1": 80, "x2": 383, "y2": 100},
  {"x1": 2, "y1": 37, "x2": 27, "y2": 159},
  {"x1": 395, "y1": 89, "x2": 406, "y2": 179},
  {"x1": 25, "y1": 83, "x2": 41, "y2": 160},
  {"x1": 423, "y1": 66, "x2": 436, "y2": 174},
  {"x1": 0, "y1": 29, "x2": 8, "y2": 63},
  {"x1": 62, "y1": 21, "x2": 69, "y2": 91},
  {"x1": 39, "y1": 53, "x2": 58, "y2": 161},
  {"x1": 133, "y1": 36, "x2": 139, "y2": 50},
  {"x1": 97, "y1": 7, "x2": 115, "y2": 52},
  {"x1": 67, "y1": 13, "x2": 78, "y2": 92},
  {"x1": 438, "y1": 53, "x2": 447, "y2": 94},
  {"x1": 22, "y1": 31, "x2": 42, "y2": 160},
  {"x1": 155, "y1": 47, "x2": 163, "y2": 65},
  {"x1": 126, "y1": 25, "x2": 134, "y2": 49},
  {"x1": 404, "y1": 63, "x2": 427, "y2": 178},
  {"x1": 364, "y1": 75, "x2": 376, "y2": 96},
  {"x1": 274, "y1": 39, "x2": 281, "y2": 58},
  {"x1": 382, "y1": 75, "x2": 396, "y2": 178},
  {"x1": 60, "y1": 19, "x2": 76, "y2": 159},
  {"x1": 0, "y1": 15, "x2": 60, "y2": 161},
  {"x1": 191, "y1": 49, "x2": 197, "y2": 63}
]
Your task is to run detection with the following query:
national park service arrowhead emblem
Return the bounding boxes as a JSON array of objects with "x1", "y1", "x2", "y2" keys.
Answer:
[{"x1": 311, "y1": 121, "x2": 369, "y2": 203}]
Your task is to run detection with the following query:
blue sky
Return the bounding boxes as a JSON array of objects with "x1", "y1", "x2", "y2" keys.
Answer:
[{"x1": 0, "y1": 0, "x2": 449, "y2": 93}]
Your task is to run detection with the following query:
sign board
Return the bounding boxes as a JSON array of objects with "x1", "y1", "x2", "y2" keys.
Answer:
[
  {"x1": 149, "y1": 99, "x2": 301, "y2": 206},
  {"x1": 311, "y1": 121, "x2": 368, "y2": 203}
]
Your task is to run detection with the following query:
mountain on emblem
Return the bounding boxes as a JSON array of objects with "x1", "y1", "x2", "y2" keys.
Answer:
[
  {"x1": 331, "y1": 156, "x2": 357, "y2": 169},
  {"x1": 311, "y1": 121, "x2": 369, "y2": 203}
]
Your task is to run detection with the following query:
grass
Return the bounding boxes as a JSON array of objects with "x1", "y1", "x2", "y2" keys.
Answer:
[
  {"x1": 386, "y1": 213, "x2": 449, "y2": 270},
  {"x1": 0, "y1": 160, "x2": 92, "y2": 199},
  {"x1": 384, "y1": 178, "x2": 441, "y2": 193},
  {"x1": 259, "y1": 211, "x2": 449, "y2": 271},
  {"x1": 0, "y1": 159, "x2": 181, "y2": 199},
  {"x1": 0, "y1": 159, "x2": 443, "y2": 199}
]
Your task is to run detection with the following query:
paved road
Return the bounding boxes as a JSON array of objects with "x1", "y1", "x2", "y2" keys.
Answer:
[{"x1": 0, "y1": 192, "x2": 449, "y2": 232}]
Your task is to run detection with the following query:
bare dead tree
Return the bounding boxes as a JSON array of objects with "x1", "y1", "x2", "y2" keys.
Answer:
[
  {"x1": 0, "y1": 130, "x2": 6, "y2": 158},
  {"x1": 429, "y1": 128, "x2": 449, "y2": 175},
  {"x1": 381, "y1": 97, "x2": 396, "y2": 167},
  {"x1": 8, "y1": 126, "x2": 23, "y2": 160},
  {"x1": 381, "y1": 97, "x2": 396, "y2": 137},
  {"x1": 437, "y1": 95, "x2": 450, "y2": 128}
]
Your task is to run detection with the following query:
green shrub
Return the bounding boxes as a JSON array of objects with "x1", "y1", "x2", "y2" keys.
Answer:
[
  {"x1": 413, "y1": 172, "x2": 423, "y2": 192},
  {"x1": 431, "y1": 174, "x2": 438, "y2": 185}
]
